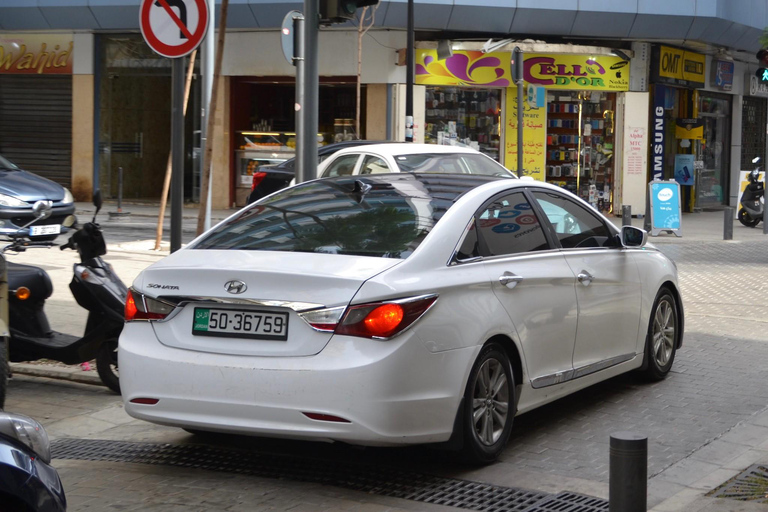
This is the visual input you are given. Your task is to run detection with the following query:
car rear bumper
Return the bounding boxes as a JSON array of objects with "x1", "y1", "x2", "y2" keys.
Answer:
[{"x1": 120, "y1": 322, "x2": 475, "y2": 446}]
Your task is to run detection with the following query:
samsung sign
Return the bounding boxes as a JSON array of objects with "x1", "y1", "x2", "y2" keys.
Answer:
[{"x1": 652, "y1": 87, "x2": 666, "y2": 181}]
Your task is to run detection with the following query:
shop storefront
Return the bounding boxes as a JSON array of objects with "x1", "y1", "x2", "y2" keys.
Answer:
[
  {"x1": 230, "y1": 77, "x2": 364, "y2": 206},
  {"x1": 741, "y1": 73, "x2": 768, "y2": 167},
  {"x1": 0, "y1": 33, "x2": 74, "y2": 187},
  {"x1": 416, "y1": 49, "x2": 629, "y2": 213},
  {"x1": 648, "y1": 45, "x2": 725, "y2": 211}
]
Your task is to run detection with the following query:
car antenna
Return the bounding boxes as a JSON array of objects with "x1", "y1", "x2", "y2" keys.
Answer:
[{"x1": 351, "y1": 180, "x2": 372, "y2": 203}]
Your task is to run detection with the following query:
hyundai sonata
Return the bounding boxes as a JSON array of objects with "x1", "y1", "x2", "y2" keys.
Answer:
[{"x1": 120, "y1": 173, "x2": 683, "y2": 463}]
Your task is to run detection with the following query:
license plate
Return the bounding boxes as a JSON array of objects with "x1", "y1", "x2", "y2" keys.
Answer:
[
  {"x1": 192, "y1": 308, "x2": 289, "y2": 340},
  {"x1": 30, "y1": 224, "x2": 61, "y2": 236}
]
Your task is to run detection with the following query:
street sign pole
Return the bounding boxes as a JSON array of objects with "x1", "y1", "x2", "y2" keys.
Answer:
[
  {"x1": 170, "y1": 57, "x2": 185, "y2": 252},
  {"x1": 299, "y1": 0, "x2": 319, "y2": 183},
  {"x1": 294, "y1": 14, "x2": 306, "y2": 184}
]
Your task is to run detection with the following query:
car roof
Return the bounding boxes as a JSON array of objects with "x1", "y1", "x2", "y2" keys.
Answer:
[{"x1": 331, "y1": 143, "x2": 482, "y2": 158}]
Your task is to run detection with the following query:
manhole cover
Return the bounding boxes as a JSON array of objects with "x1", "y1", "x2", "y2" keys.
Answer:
[
  {"x1": 710, "y1": 464, "x2": 768, "y2": 502},
  {"x1": 522, "y1": 492, "x2": 609, "y2": 512}
]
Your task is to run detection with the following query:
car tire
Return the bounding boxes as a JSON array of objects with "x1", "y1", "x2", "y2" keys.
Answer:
[
  {"x1": 738, "y1": 208, "x2": 760, "y2": 227},
  {"x1": 643, "y1": 289, "x2": 679, "y2": 381},
  {"x1": 461, "y1": 343, "x2": 515, "y2": 464},
  {"x1": 96, "y1": 340, "x2": 120, "y2": 394}
]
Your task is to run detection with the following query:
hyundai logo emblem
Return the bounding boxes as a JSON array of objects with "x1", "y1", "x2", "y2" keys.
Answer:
[{"x1": 224, "y1": 280, "x2": 247, "y2": 294}]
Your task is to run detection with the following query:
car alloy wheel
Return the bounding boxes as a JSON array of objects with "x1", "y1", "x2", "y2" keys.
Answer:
[
  {"x1": 644, "y1": 289, "x2": 679, "y2": 380},
  {"x1": 471, "y1": 358, "x2": 510, "y2": 445},
  {"x1": 462, "y1": 343, "x2": 515, "y2": 463},
  {"x1": 652, "y1": 296, "x2": 676, "y2": 368}
]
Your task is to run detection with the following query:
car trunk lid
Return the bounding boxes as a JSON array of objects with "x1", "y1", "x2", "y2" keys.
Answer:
[{"x1": 140, "y1": 250, "x2": 400, "y2": 357}]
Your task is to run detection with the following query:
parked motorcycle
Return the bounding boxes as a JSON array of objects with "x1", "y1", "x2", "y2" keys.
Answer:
[
  {"x1": 738, "y1": 156, "x2": 765, "y2": 228},
  {"x1": 7, "y1": 192, "x2": 126, "y2": 393}
]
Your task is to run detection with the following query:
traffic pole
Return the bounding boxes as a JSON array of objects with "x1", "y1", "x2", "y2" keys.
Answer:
[
  {"x1": 299, "y1": 0, "x2": 319, "y2": 182},
  {"x1": 170, "y1": 56, "x2": 185, "y2": 253}
]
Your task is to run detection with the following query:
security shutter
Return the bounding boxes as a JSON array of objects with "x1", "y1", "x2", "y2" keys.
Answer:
[{"x1": 0, "y1": 75, "x2": 72, "y2": 188}]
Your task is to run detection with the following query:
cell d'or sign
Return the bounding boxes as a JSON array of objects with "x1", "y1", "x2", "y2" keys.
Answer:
[
  {"x1": 140, "y1": 0, "x2": 209, "y2": 59},
  {"x1": 649, "y1": 181, "x2": 682, "y2": 237}
]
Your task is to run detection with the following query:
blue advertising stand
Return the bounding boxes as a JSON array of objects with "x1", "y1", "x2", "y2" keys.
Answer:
[{"x1": 648, "y1": 180, "x2": 682, "y2": 237}]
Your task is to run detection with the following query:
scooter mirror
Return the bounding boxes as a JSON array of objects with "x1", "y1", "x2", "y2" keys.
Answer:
[
  {"x1": 753, "y1": 156, "x2": 761, "y2": 164},
  {"x1": 93, "y1": 190, "x2": 103, "y2": 210},
  {"x1": 32, "y1": 201, "x2": 53, "y2": 220}
]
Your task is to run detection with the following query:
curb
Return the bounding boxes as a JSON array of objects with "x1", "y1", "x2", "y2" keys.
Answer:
[{"x1": 10, "y1": 362, "x2": 105, "y2": 387}]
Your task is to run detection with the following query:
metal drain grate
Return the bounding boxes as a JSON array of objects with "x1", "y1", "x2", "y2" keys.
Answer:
[
  {"x1": 52, "y1": 438, "x2": 549, "y2": 511},
  {"x1": 711, "y1": 464, "x2": 768, "y2": 503},
  {"x1": 522, "y1": 492, "x2": 609, "y2": 511}
]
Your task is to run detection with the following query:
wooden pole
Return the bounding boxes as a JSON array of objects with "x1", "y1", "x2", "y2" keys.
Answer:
[
  {"x1": 154, "y1": 50, "x2": 197, "y2": 251},
  {"x1": 197, "y1": 0, "x2": 229, "y2": 236}
]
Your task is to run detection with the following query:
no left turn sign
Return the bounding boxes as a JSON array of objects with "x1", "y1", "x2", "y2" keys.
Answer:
[{"x1": 140, "y1": 0, "x2": 209, "y2": 58}]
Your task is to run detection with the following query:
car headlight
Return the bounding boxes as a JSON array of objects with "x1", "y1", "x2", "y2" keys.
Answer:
[
  {"x1": 0, "y1": 193, "x2": 27, "y2": 208},
  {"x1": 62, "y1": 188, "x2": 74, "y2": 204},
  {"x1": 0, "y1": 412, "x2": 51, "y2": 463}
]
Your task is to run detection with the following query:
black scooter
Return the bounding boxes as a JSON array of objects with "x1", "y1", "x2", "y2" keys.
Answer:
[
  {"x1": 7, "y1": 192, "x2": 126, "y2": 393},
  {"x1": 738, "y1": 157, "x2": 765, "y2": 228}
]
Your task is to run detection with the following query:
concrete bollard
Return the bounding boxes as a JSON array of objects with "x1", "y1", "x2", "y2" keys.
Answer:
[
  {"x1": 609, "y1": 432, "x2": 647, "y2": 512},
  {"x1": 622, "y1": 205, "x2": 631, "y2": 226},
  {"x1": 724, "y1": 207, "x2": 734, "y2": 240}
]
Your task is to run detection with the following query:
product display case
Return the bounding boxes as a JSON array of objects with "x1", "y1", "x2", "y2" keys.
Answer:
[
  {"x1": 545, "y1": 92, "x2": 615, "y2": 213},
  {"x1": 424, "y1": 86, "x2": 502, "y2": 161},
  {"x1": 234, "y1": 131, "x2": 296, "y2": 206}
]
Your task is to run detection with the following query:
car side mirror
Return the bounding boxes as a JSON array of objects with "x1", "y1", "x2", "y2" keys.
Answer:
[
  {"x1": 620, "y1": 225, "x2": 647, "y2": 248},
  {"x1": 32, "y1": 200, "x2": 53, "y2": 220}
]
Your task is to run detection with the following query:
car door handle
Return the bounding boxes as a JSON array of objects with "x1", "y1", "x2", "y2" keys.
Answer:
[
  {"x1": 499, "y1": 272, "x2": 524, "y2": 289},
  {"x1": 577, "y1": 271, "x2": 593, "y2": 286}
]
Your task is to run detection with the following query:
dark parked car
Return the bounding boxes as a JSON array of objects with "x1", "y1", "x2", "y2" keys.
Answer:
[
  {"x1": 0, "y1": 411, "x2": 66, "y2": 512},
  {"x1": 0, "y1": 154, "x2": 75, "y2": 240},
  {"x1": 246, "y1": 140, "x2": 394, "y2": 204}
]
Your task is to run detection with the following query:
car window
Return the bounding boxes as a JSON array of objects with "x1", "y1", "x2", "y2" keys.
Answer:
[
  {"x1": 321, "y1": 154, "x2": 360, "y2": 178},
  {"x1": 470, "y1": 192, "x2": 549, "y2": 257},
  {"x1": 395, "y1": 153, "x2": 515, "y2": 177},
  {"x1": 359, "y1": 155, "x2": 391, "y2": 175},
  {"x1": 532, "y1": 191, "x2": 612, "y2": 248}
]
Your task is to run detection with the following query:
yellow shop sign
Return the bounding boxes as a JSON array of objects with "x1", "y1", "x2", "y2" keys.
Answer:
[
  {"x1": 654, "y1": 45, "x2": 705, "y2": 88},
  {"x1": 0, "y1": 34, "x2": 73, "y2": 74},
  {"x1": 524, "y1": 54, "x2": 630, "y2": 91},
  {"x1": 416, "y1": 50, "x2": 512, "y2": 87}
]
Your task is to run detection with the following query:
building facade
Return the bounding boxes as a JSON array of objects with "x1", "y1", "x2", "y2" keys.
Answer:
[{"x1": 1, "y1": 0, "x2": 766, "y2": 212}]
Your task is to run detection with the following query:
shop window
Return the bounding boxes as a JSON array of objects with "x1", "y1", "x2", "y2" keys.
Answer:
[{"x1": 424, "y1": 86, "x2": 501, "y2": 161}]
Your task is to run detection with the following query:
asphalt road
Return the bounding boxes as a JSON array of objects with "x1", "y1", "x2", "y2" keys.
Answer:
[{"x1": 5, "y1": 218, "x2": 768, "y2": 511}]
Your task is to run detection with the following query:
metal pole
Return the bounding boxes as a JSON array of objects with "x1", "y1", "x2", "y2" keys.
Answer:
[
  {"x1": 724, "y1": 206, "x2": 734, "y2": 240},
  {"x1": 609, "y1": 432, "x2": 647, "y2": 512},
  {"x1": 117, "y1": 166, "x2": 123, "y2": 213},
  {"x1": 295, "y1": 14, "x2": 306, "y2": 184},
  {"x1": 514, "y1": 47, "x2": 523, "y2": 176},
  {"x1": 763, "y1": 173, "x2": 768, "y2": 235},
  {"x1": 170, "y1": 57, "x2": 185, "y2": 253},
  {"x1": 202, "y1": 0, "x2": 214, "y2": 231},
  {"x1": 622, "y1": 205, "x2": 631, "y2": 226},
  {"x1": 405, "y1": 0, "x2": 414, "y2": 142},
  {"x1": 299, "y1": 0, "x2": 318, "y2": 182}
]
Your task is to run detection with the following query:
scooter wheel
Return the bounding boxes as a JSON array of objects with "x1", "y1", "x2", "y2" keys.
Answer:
[
  {"x1": 96, "y1": 340, "x2": 120, "y2": 394},
  {"x1": 738, "y1": 208, "x2": 760, "y2": 228}
]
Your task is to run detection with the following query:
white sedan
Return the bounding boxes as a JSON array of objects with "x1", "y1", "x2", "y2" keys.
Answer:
[
  {"x1": 316, "y1": 143, "x2": 516, "y2": 179},
  {"x1": 120, "y1": 173, "x2": 683, "y2": 463}
]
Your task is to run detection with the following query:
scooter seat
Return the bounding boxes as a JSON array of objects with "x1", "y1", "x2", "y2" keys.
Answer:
[{"x1": 7, "y1": 262, "x2": 53, "y2": 301}]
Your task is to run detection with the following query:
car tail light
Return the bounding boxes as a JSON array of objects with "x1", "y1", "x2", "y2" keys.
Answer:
[
  {"x1": 125, "y1": 289, "x2": 175, "y2": 322},
  {"x1": 299, "y1": 294, "x2": 437, "y2": 339},
  {"x1": 251, "y1": 172, "x2": 267, "y2": 191}
]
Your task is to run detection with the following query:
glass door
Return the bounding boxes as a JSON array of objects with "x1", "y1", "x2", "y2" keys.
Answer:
[{"x1": 696, "y1": 93, "x2": 731, "y2": 207}]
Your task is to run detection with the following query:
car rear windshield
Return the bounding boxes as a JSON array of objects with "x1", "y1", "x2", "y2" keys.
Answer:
[
  {"x1": 394, "y1": 153, "x2": 515, "y2": 177},
  {"x1": 194, "y1": 175, "x2": 494, "y2": 259}
]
